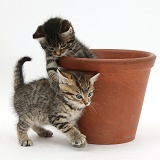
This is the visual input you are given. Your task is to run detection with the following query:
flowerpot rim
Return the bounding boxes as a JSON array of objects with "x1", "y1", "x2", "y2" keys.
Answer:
[
  {"x1": 59, "y1": 49, "x2": 156, "y2": 72},
  {"x1": 61, "y1": 49, "x2": 156, "y2": 64}
]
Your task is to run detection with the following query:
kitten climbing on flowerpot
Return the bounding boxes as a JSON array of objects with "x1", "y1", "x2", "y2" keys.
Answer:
[{"x1": 58, "y1": 49, "x2": 156, "y2": 144}]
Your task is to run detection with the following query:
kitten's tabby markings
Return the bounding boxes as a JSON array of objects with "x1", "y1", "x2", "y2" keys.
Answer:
[
  {"x1": 33, "y1": 17, "x2": 96, "y2": 93},
  {"x1": 33, "y1": 17, "x2": 96, "y2": 58},
  {"x1": 45, "y1": 53, "x2": 59, "y2": 91},
  {"x1": 13, "y1": 57, "x2": 99, "y2": 147}
]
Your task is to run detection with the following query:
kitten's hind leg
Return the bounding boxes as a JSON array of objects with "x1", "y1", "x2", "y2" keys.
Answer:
[
  {"x1": 31, "y1": 124, "x2": 53, "y2": 137},
  {"x1": 17, "y1": 119, "x2": 33, "y2": 147}
]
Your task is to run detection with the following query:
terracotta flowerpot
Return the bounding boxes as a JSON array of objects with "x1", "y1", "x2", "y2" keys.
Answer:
[{"x1": 59, "y1": 49, "x2": 156, "y2": 144}]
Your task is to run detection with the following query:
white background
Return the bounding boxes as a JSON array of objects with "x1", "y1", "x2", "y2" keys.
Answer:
[{"x1": 0, "y1": 0, "x2": 160, "y2": 159}]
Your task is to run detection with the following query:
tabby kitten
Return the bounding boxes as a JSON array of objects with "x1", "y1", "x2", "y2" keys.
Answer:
[
  {"x1": 33, "y1": 17, "x2": 96, "y2": 58},
  {"x1": 13, "y1": 57, "x2": 99, "y2": 147},
  {"x1": 33, "y1": 17, "x2": 96, "y2": 91}
]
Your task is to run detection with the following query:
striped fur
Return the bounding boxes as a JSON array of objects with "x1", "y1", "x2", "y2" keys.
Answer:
[
  {"x1": 45, "y1": 52, "x2": 59, "y2": 91},
  {"x1": 33, "y1": 17, "x2": 96, "y2": 58},
  {"x1": 34, "y1": 17, "x2": 96, "y2": 92},
  {"x1": 13, "y1": 57, "x2": 99, "y2": 148},
  {"x1": 14, "y1": 57, "x2": 31, "y2": 91}
]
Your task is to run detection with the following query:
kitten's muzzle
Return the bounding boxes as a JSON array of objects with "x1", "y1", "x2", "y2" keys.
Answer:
[
  {"x1": 83, "y1": 101, "x2": 90, "y2": 106},
  {"x1": 55, "y1": 50, "x2": 61, "y2": 56}
]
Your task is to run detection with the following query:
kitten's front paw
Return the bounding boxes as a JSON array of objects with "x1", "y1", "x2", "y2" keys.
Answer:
[
  {"x1": 19, "y1": 139, "x2": 33, "y2": 147},
  {"x1": 71, "y1": 134, "x2": 87, "y2": 148}
]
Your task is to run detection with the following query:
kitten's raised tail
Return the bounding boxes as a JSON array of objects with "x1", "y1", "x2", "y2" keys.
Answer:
[{"x1": 14, "y1": 56, "x2": 31, "y2": 91}]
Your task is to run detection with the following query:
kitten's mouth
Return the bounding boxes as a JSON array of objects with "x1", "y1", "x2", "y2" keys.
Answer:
[
  {"x1": 52, "y1": 52, "x2": 67, "y2": 58},
  {"x1": 79, "y1": 102, "x2": 90, "y2": 108},
  {"x1": 86, "y1": 103, "x2": 91, "y2": 106}
]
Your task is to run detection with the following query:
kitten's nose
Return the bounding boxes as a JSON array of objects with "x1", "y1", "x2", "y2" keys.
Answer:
[
  {"x1": 54, "y1": 48, "x2": 61, "y2": 56},
  {"x1": 86, "y1": 102, "x2": 91, "y2": 106},
  {"x1": 55, "y1": 50, "x2": 61, "y2": 56},
  {"x1": 83, "y1": 100, "x2": 90, "y2": 106}
]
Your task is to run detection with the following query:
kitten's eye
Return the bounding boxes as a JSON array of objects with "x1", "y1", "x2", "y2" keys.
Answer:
[
  {"x1": 76, "y1": 94, "x2": 82, "y2": 99},
  {"x1": 88, "y1": 92, "x2": 93, "y2": 97},
  {"x1": 50, "y1": 47, "x2": 54, "y2": 50},
  {"x1": 47, "y1": 46, "x2": 54, "y2": 51},
  {"x1": 61, "y1": 43, "x2": 67, "y2": 48}
]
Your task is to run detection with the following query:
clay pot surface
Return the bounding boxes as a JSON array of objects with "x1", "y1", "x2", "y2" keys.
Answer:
[{"x1": 59, "y1": 49, "x2": 156, "y2": 144}]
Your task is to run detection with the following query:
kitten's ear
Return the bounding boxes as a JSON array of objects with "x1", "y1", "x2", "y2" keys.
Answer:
[
  {"x1": 33, "y1": 25, "x2": 45, "y2": 39},
  {"x1": 90, "y1": 73, "x2": 100, "y2": 85},
  {"x1": 57, "y1": 69, "x2": 72, "y2": 85},
  {"x1": 59, "y1": 20, "x2": 73, "y2": 35}
]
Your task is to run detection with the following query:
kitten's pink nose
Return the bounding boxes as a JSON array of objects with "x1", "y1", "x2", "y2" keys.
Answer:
[
  {"x1": 83, "y1": 100, "x2": 90, "y2": 106},
  {"x1": 54, "y1": 48, "x2": 61, "y2": 56},
  {"x1": 86, "y1": 102, "x2": 91, "y2": 106},
  {"x1": 56, "y1": 51, "x2": 61, "y2": 56}
]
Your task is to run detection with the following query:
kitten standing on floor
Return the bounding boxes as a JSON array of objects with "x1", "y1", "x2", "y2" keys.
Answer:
[
  {"x1": 33, "y1": 17, "x2": 96, "y2": 91},
  {"x1": 13, "y1": 57, "x2": 99, "y2": 147}
]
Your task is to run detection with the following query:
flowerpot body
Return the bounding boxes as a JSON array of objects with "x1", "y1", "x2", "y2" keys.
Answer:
[{"x1": 59, "y1": 49, "x2": 156, "y2": 144}]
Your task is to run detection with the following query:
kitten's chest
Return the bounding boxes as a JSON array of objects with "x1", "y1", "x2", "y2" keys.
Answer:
[{"x1": 67, "y1": 109, "x2": 82, "y2": 122}]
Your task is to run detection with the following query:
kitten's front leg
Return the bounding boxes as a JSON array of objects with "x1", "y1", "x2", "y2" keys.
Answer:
[
  {"x1": 59, "y1": 122, "x2": 87, "y2": 148},
  {"x1": 70, "y1": 130, "x2": 87, "y2": 148},
  {"x1": 46, "y1": 53, "x2": 59, "y2": 91},
  {"x1": 49, "y1": 117, "x2": 87, "y2": 148}
]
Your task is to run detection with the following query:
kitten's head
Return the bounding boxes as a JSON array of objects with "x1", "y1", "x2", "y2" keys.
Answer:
[
  {"x1": 33, "y1": 17, "x2": 75, "y2": 58},
  {"x1": 57, "y1": 69, "x2": 100, "y2": 109}
]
